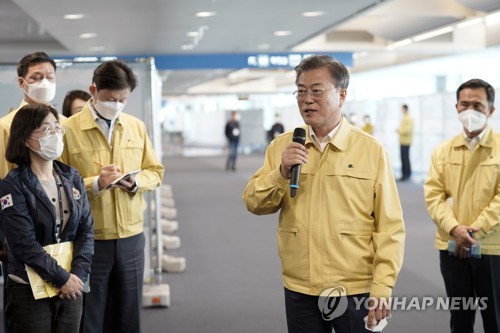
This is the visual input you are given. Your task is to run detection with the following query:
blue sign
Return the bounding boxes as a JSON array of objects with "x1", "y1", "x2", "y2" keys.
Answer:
[
  {"x1": 153, "y1": 52, "x2": 352, "y2": 70},
  {"x1": 54, "y1": 52, "x2": 352, "y2": 70}
]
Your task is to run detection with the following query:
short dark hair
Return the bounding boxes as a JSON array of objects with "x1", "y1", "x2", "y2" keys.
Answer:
[
  {"x1": 7, "y1": 104, "x2": 59, "y2": 166},
  {"x1": 295, "y1": 55, "x2": 350, "y2": 90},
  {"x1": 17, "y1": 52, "x2": 56, "y2": 78},
  {"x1": 456, "y1": 79, "x2": 495, "y2": 107},
  {"x1": 62, "y1": 89, "x2": 91, "y2": 117},
  {"x1": 402, "y1": 104, "x2": 408, "y2": 111},
  {"x1": 92, "y1": 60, "x2": 137, "y2": 92}
]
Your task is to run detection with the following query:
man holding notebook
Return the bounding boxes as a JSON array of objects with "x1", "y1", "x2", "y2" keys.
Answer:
[{"x1": 60, "y1": 60, "x2": 164, "y2": 333}]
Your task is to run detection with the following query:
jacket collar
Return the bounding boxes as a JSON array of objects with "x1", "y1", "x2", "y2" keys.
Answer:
[
  {"x1": 305, "y1": 115, "x2": 350, "y2": 152},
  {"x1": 78, "y1": 102, "x2": 123, "y2": 131},
  {"x1": 451, "y1": 127, "x2": 494, "y2": 149}
]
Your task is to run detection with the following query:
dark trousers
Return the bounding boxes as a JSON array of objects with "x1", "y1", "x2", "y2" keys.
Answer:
[
  {"x1": 226, "y1": 140, "x2": 239, "y2": 170},
  {"x1": 439, "y1": 251, "x2": 500, "y2": 333},
  {"x1": 284, "y1": 288, "x2": 371, "y2": 333},
  {"x1": 6, "y1": 279, "x2": 82, "y2": 333},
  {"x1": 83, "y1": 233, "x2": 145, "y2": 333},
  {"x1": 400, "y1": 145, "x2": 411, "y2": 179}
]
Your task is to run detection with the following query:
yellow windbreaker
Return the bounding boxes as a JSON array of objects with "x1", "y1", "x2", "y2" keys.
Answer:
[
  {"x1": 0, "y1": 101, "x2": 28, "y2": 178},
  {"x1": 243, "y1": 119, "x2": 405, "y2": 298},
  {"x1": 424, "y1": 127, "x2": 500, "y2": 254},
  {"x1": 397, "y1": 113, "x2": 413, "y2": 145},
  {"x1": 60, "y1": 104, "x2": 164, "y2": 240}
]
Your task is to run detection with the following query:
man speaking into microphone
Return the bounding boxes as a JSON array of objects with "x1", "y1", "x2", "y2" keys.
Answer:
[{"x1": 243, "y1": 55, "x2": 405, "y2": 333}]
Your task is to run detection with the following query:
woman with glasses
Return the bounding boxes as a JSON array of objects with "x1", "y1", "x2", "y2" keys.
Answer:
[{"x1": 0, "y1": 104, "x2": 94, "y2": 333}]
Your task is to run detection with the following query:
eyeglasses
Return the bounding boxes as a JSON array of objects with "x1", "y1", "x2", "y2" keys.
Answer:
[
  {"x1": 33, "y1": 125, "x2": 66, "y2": 137},
  {"x1": 293, "y1": 87, "x2": 336, "y2": 99}
]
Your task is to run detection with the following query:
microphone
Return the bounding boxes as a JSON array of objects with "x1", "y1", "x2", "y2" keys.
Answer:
[{"x1": 290, "y1": 127, "x2": 306, "y2": 198}]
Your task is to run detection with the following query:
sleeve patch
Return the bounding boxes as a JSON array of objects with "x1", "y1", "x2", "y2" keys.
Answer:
[{"x1": 1, "y1": 194, "x2": 13, "y2": 210}]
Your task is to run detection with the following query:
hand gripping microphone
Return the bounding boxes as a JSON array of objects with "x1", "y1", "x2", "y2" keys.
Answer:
[{"x1": 290, "y1": 127, "x2": 306, "y2": 198}]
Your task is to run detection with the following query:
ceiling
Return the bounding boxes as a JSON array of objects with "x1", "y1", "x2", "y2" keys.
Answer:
[{"x1": 1, "y1": 0, "x2": 500, "y2": 96}]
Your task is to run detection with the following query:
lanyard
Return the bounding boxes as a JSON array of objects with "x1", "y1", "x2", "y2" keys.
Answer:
[{"x1": 54, "y1": 172, "x2": 64, "y2": 243}]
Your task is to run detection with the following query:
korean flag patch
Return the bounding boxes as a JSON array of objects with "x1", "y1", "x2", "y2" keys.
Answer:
[
  {"x1": 72, "y1": 188, "x2": 81, "y2": 200},
  {"x1": 1, "y1": 194, "x2": 13, "y2": 210}
]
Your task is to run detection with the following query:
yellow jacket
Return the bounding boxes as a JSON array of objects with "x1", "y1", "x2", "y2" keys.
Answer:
[
  {"x1": 397, "y1": 113, "x2": 413, "y2": 145},
  {"x1": 362, "y1": 123, "x2": 374, "y2": 135},
  {"x1": 60, "y1": 104, "x2": 164, "y2": 240},
  {"x1": 424, "y1": 128, "x2": 500, "y2": 254},
  {"x1": 0, "y1": 101, "x2": 28, "y2": 178},
  {"x1": 0, "y1": 100, "x2": 67, "y2": 179},
  {"x1": 243, "y1": 119, "x2": 405, "y2": 298}
]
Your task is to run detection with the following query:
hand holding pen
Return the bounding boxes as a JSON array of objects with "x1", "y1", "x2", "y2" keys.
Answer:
[
  {"x1": 451, "y1": 225, "x2": 478, "y2": 259},
  {"x1": 95, "y1": 162, "x2": 123, "y2": 190}
]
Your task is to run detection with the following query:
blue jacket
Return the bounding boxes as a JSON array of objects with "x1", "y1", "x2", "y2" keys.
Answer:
[{"x1": 0, "y1": 161, "x2": 94, "y2": 288}]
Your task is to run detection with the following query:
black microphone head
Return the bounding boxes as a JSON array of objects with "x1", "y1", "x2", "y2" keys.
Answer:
[{"x1": 292, "y1": 127, "x2": 306, "y2": 145}]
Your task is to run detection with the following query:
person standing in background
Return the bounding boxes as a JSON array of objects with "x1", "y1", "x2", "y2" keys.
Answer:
[
  {"x1": 424, "y1": 78, "x2": 499, "y2": 333},
  {"x1": 268, "y1": 113, "x2": 285, "y2": 143},
  {"x1": 62, "y1": 90, "x2": 91, "y2": 118},
  {"x1": 0, "y1": 51, "x2": 60, "y2": 179},
  {"x1": 60, "y1": 60, "x2": 164, "y2": 333},
  {"x1": 361, "y1": 114, "x2": 374, "y2": 135},
  {"x1": 397, "y1": 104, "x2": 413, "y2": 181},
  {"x1": 225, "y1": 111, "x2": 241, "y2": 171}
]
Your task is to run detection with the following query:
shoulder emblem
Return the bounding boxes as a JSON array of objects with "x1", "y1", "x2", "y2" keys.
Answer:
[{"x1": 1, "y1": 194, "x2": 13, "y2": 210}]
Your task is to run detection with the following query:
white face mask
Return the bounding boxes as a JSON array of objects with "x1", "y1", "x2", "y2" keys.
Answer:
[
  {"x1": 94, "y1": 100, "x2": 126, "y2": 120},
  {"x1": 458, "y1": 109, "x2": 488, "y2": 133},
  {"x1": 29, "y1": 132, "x2": 64, "y2": 161},
  {"x1": 24, "y1": 78, "x2": 56, "y2": 104}
]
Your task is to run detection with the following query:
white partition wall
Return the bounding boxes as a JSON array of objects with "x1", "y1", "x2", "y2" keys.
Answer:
[{"x1": 343, "y1": 89, "x2": 500, "y2": 181}]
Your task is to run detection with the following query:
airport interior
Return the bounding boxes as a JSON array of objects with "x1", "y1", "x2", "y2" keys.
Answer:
[{"x1": 0, "y1": 0, "x2": 500, "y2": 332}]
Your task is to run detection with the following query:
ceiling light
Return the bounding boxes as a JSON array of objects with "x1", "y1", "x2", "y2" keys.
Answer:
[
  {"x1": 89, "y1": 46, "x2": 105, "y2": 52},
  {"x1": 456, "y1": 17, "x2": 483, "y2": 29},
  {"x1": 64, "y1": 14, "x2": 84, "y2": 20},
  {"x1": 187, "y1": 31, "x2": 199, "y2": 37},
  {"x1": 413, "y1": 26, "x2": 453, "y2": 42},
  {"x1": 302, "y1": 11, "x2": 324, "y2": 17},
  {"x1": 196, "y1": 12, "x2": 216, "y2": 17},
  {"x1": 485, "y1": 11, "x2": 500, "y2": 25},
  {"x1": 274, "y1": 30, "x2": 292, "y2": 37},
  {"x1": 79, "y1": 32, "x2": 96, "y2": 39},
  {"x1": 387, "y1": 38, "x2": 412, "y2": 50}
]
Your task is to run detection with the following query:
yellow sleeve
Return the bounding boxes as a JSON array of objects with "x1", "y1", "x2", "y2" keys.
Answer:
[
  {"x1": 398, "y1": 116, "x2": 413, "y2": 136},
  {"x1": 242, "y1": 140, "x2": 288, "y2": 215},
  {"x1": 423, "y1": 146, "x2": 459, "y2": 235},
  {"x1": 469, "y1": 181, "x2": 500, "y2": 239},
  {"x1": 370, "y1": 147, "x2": 406, "y2": 298},
  {"x1": 135, "y1": 125, "x2": 164, "y2": 192},
  {"x1": 0, "y1": 121, "x2": 15, "y2": 179}
]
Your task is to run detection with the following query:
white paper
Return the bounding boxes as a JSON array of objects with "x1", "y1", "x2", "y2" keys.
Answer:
[{"x1": 364, "y1": 314, "x2": 390, "y2": 332}]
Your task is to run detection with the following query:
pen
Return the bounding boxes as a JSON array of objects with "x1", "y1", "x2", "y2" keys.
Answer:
[
  {"x1": 469, "y1": 230, "x2": 473, "y2": 257},
  {"x1": 94, "y1": 162, "x2": 104, "y2": 167}
]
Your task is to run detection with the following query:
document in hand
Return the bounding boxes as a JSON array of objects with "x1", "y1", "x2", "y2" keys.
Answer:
[
  {"x1": 25, "y1": 241, "x2": 73, "y2": 300},
  {"x1": 447, "y1": 240, "x2": 481, "y2": 258},
  {"x1": 104, "y1": 169, "x2": 141, "y2": 190}
]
